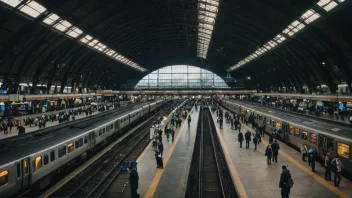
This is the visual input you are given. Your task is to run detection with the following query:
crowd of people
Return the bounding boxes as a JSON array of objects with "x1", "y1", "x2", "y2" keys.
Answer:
[
  {"x1": 213, "y1": 99, "x2": 349, "y2": 198},
  {"x1": 129, "y1": 99, "x2": 197, "y2": 198},
  {"x1": 0, "y1": 104, "x2": 114, "y2": 136}
]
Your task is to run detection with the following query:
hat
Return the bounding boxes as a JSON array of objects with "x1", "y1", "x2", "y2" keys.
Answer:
[{"x1": 282, "y1": 165, "x2": 287, "y2": 170}]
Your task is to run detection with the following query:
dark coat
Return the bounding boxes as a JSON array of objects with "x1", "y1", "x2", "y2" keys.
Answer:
[
  {"x1": 18, "y1": 126, "x2": 25, "y2": 135},
  {"x1": 158, "y1": 143, "x2": 164, "y2": 153},
  {"x1": 279, "y1": 169, "x2": 291, "y2": 193},
  {"x1": 271, "y1": 143, "x2": 280, "y2": 153},
  {"x1": 245, "y1": 132, "x2": 251, "y2": 141},
  {"x1": 265, "y1": 148, "x2": 272, "y2": 157},
  {"x1": 129, "y1": 169, "x2": 139, "y2": 189},
  {"x1": 238, "y1": 132, "x2": 244, "y2": 142}
]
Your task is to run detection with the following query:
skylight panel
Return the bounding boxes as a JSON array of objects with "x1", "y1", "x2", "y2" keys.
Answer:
[
  {"x1": 197, "y1": 0, "x2": 219, "y2": 59},
  {"x1": 43, "y1": 13, "x2": 60, "y2": 25},
  {"x1": 88, "y1": 39, "x2": 99, "y2": 47},
  {"x1": 300, "y1": 9, "x2": 320, "y2": 24},
  {"x1": 66, "y1": 27, "x2": 83, "y2": 38},
  {"x1": 317, "y1": 0, "x2": 339, "y2": 12},
  {"x1": 0, "y1": 0, "x2": 22, "y2": 8},
  {"x1": 79, "y1": 35, "x2": 93, "y2": 44},
  {"x1": 53, "y1": 20, "x2": 72, "y2": 32},
  {"x1": 19, "y1": 1, "x2": 46, "y2": 18}
]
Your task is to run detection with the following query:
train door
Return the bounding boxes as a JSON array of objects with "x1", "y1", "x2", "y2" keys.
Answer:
[
  {"x1": 90, "y1": 131, "x2": 96, "y2": 147},
  {"x1": 318, "y1": 134, "x2": 331, "y2": 157},
  {"x1": 19, "y1": 158, "x2": 30, "y2": 189},
  {"x1": 281, "y1": 122, "x2": 290, "y2": 142}
]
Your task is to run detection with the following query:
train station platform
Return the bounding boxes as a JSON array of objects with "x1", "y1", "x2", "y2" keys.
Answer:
[
  {"x1": 210, "y1": 105, "x2": 352, "y2": 198},
  {"x1": 0, "y1": 105, "x2": 114, "y2": 140},
  {"x1": 118, "y1": 107, "x2": 200, "y2": 198}
]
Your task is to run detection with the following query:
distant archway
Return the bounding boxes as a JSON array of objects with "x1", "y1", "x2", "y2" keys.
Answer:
[{"x1": 134, "y1": 65, "x2": 230, "y2": 89}]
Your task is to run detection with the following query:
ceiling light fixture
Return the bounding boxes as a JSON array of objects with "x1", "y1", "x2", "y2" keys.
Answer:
[
  {"x1": 197, "y1": 0, "x2": 220, "y2": 59},
  {"x1": 227, "y1": 0, "x2": 345, "y2": 72},
  {"x1": 0, "y1": 0, "x2": 147, "y2": 72}
]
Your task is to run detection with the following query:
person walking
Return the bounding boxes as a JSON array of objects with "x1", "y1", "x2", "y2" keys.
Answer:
[
  {"x1": 187, "y1": 116, "x2": 191, "y2": 127},
  {"x1": 325, "y1": 152, "x2": 331, "y2": 181},
  {"x1": 279, "y1": 165, "x2": 291, "y2": 198},
  {"x1": 265, "y1": 145, "x2": 272, "y2": 164},
  {"x1": 219, "y1": 117, "x2": 223, "y2": 129},
  {"x1": 253, "y1": 135, "x2": 258, "y2": 150},
  {"x1": 245, "y1": 130, "x2": 251, "y2": 149},
  {"x1": 171, "y1": 127, "x2": 175, "y2": 142},
  {"x1": 331, "y1": 155, "x2": 343, "y2": 187},
  {"x1": 308, "y1": 148, "x2": 313, "y2": 166},
  {"x1": 129, "y1": 166, "x2": 140, "y2": 198},
  {"x1": 271, "y1": 140, "x2": 280, "y2": 163},
  {"x1": 238, "y1": 131, "x2": 244, "y2": 148}
]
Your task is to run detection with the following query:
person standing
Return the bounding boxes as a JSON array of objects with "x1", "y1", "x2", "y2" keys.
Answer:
[
  {"x1": 219, "y1": 117, "x2": 223, "y2": 129},
  {"x1": 158, "y1": 141, "x2": 164, "y2": 156},
  {"x1": 279, "y1": 165, "x2": 291, "y2": 198},
  {"x1": 245, "y1": 130, "x2": 251, "y2": 149},
  {"x1": 265, "y1": 145, "x2": 272, "y2": 164},
  {"x1": 271, "y1": 140, "x2": 280, "y2": 163},
  {"x1": 238, "y1": 131, "x2": 244, "y2": 148},
  {"x1": 187, "y1": 116, "x2": 191, "y2": 127},
  {"x1": 300, "y1": 144, "x2": 308, "y2": 162},
  {"x1": 129, "y1": 166, "x2": 140, "y2": 198},
  {"x1": 308, "y1": 148, "x2": 313, "y2": 166},
  {"x1": 331, "y1": 155, "x2": 343, "y2": 187},
  {"x1": 325, "y1": 152, "x2": 331, "y2": 181},
  {"x1": 310, "y1": 148, "x2": 317, "y2": 172},
  {"x1": 171, "y1": 127, "x2": 175, "y2": 142}
]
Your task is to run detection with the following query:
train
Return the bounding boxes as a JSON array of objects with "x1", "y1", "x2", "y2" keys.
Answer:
[
  {"x1": 220, "y1": 99, "x2": 352, "y2": 177},
  {"x1": 0, "y1": 99, "x2": 169, "y2": 197}
]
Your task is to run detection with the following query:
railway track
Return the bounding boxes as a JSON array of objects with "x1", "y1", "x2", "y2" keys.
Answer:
[
  {"x1": 48, "y1": 102, "x2": 180, "y2": 198},
  {"x1": 186, "y1": 106, "x2": 237, "y2": 198}
]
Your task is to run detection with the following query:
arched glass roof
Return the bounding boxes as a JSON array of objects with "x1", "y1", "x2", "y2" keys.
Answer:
[{"x1": 134, "y1": 65, "x2": 230, "y2": 89}]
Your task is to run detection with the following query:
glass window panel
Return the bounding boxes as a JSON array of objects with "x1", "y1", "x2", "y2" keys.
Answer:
[
  {"x1": 301, "y1": 131, "x2": 308, "y2": 140},
  {"x1": 294, "y1": 128, "x2": 300, "y2": 137},
  {"x1": 309, "y1": 133, "x2": 317, "y2": 144},
  {"x1": 134, "y1": 65, "x2": 229, "y2": 89},
  {"x1": 159, "y1": 66, "x2": 172, "y2": 73}
]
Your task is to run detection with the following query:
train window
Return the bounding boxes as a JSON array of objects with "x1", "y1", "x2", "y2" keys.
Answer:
[
  {"x1": 309, "y1": 133, "x2": 317, "y2": 144},
  {"x1": 68, "y1": 143, "x2": 74, "y2": 153},
  {"x1": 24, "y1": 160, "x2": 29, "y2": 175},
  {"x1": 294, "y1": 128, "x2": 300, "y2": 137},
  {"x1": 301, "y1": 131, "x2": 308, "y2": 140},
  {"x1": 276, "y1": 122, "x2": 281, "y2": 129},
  {"x1": 289, "y1": 126, "x2": 294, "y2": 135},
  {"x1": 50, "y1": 151, "x2": 55, "y2": 162},
  {"x1": 44, "y1": 154, "x2": 49, "y2": 165},
  {"x1": 35, "y1": 156, "x2": 42, "y2": 169},
  {"x1": 84, "y1": 136, "x2": 88, "y2": 144},
  {"x1": 103, "y1": 128, "x2": 106, "y2": 133},
  {"x1": 79, "y1": 138, "x2": 83, "y2": 147},
  {"x1": 99, "y1": 129, "x2": 102, "y2": 136},
  {"x1": 0, "y1": 170, "x2": 9, "y2": 187},
  {"x1": 328, "y1": 138, "x2": 334, "y2": 151},
  {"x1": 111, "y1": 124, "x2": 113, "y2": 129},
  {"x1": 337, "y1": 143, "x2": 350, "y2": 158},
  {"x1": 58, "y1": 146, "x2": 66, "y2": 158},
  {"x1": 17, "y1": 163, "x2": 21, "y2": 178}
]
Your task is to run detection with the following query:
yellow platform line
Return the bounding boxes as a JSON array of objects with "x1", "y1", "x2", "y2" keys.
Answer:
[
  {"x1": 211, "y1": 110, "x2": 249, "y2": 198},
  {"x1": 144, "y1": 109, "x2": 194, "y2": 198},
  {"x1": 241, "y1": 123, "x2": 348, "y2": 198}
]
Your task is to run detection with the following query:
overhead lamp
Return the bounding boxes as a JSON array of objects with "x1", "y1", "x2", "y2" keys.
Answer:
[{"x1": 66, "y1": 27, "x2": 83, "y2": 38}]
